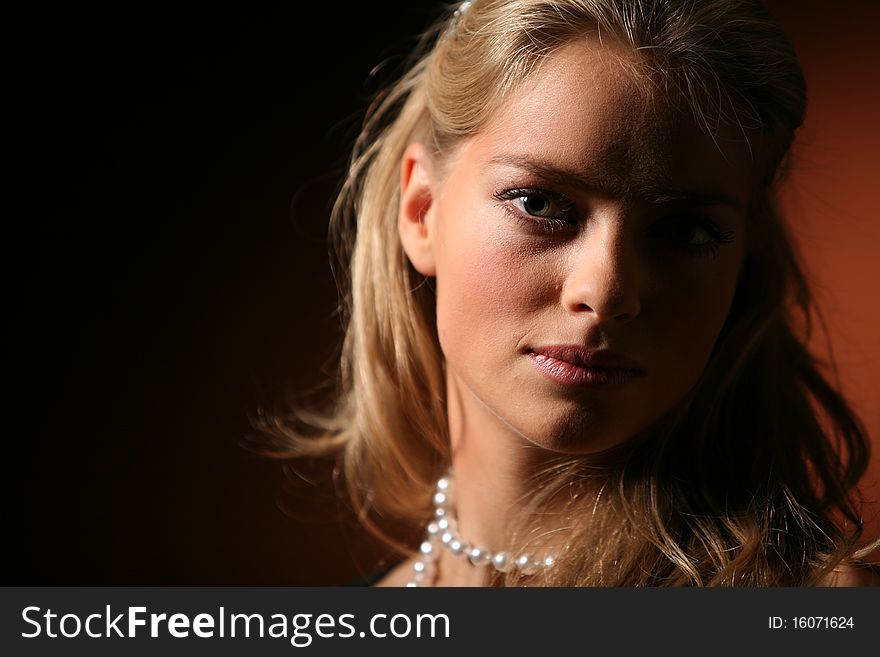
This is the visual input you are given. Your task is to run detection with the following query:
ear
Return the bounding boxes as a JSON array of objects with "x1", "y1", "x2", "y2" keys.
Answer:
[{"x1": 398, "y1": 142, "x2": 437, "y2": 276}]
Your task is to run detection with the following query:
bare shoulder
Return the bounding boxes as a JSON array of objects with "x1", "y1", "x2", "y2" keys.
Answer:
[
  {"x1": 818, "y1": 561, "x2": 880, "y2": 587},
  {"x1": 373, "y1": 556, "x2": 418, "y2": 587}
]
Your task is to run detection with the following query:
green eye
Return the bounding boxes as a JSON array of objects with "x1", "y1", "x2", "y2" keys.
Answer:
[
  {"x1": 676, "y1": 223, "x2": 713, "y2": 247},
  {"x1": 652, "y1": 217, "x2": 735, "y2": 258},
  {"x1": 518, "y1": 194, "x2": 554, "y2": 217},
  {"x1": 493, "y1": 187, "x2": 577, "y2": 235}
]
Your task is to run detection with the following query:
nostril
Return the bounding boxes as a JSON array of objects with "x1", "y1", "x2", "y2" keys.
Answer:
[{"x1": 566, "y1": 297, "x2": 640, "y2": 324}]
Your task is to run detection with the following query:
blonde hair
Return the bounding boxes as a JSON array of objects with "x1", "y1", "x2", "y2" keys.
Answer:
[{"x1": 262, "y1": 0, "x2": 878, "y2": 584}]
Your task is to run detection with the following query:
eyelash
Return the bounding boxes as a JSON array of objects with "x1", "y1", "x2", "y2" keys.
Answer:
[
  {"x1": 655, "y1": 217, "x2": 735, "y2": 259},
  {"x1": 492, "y1": 187, "x2": 736, "y2": 258},
  {"x1": 493, "y1": 187, "x2": 575, "y2": 234}
]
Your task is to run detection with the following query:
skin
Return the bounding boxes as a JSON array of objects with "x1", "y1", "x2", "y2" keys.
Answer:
[{"x1": 388, "y1": 39, "x2": 754, "y2": 586}]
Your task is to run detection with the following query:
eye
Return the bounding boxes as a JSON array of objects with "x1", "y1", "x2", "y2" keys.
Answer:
[
  {"x1": 512, "y1": 193, "x2": 561, "y2": 218},
  {"x1": 651, "y1": 216, "x2": 735, "y2": 258},
  {"x1": 675, "y1": 223, "x2": 714, "y2": 247},
  {"x1": 493, "y1": 187, "x2": 576, "y2": 233}
]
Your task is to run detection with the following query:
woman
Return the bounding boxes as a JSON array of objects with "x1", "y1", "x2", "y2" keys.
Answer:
[{"x1": 265, "y1": 0, "x2": 879, "y2": 586}]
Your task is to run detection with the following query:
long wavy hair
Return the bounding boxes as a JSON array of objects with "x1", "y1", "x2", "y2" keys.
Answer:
[{"x1": 262, "y1": 0, "x2": 878, "y2": 585}]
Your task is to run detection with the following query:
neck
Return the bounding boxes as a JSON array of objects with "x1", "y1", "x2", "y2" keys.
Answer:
[{"x1": 430, "y1": 371, "x2": 578, "y2": 586}]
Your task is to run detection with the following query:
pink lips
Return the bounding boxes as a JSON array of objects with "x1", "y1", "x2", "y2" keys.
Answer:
[{"x1": 528, "y1": 345, "x2": 644, "y2": 388}]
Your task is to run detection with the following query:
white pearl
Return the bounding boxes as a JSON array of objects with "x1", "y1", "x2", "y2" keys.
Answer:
[
  {"x1": 468, "y1": 546, "x2": 491, "y2": 567},
  {"x1": 420, "y1": 541, "x2": 436, "y2": 559},
  {"x1": 492, "y1": 552, "x2": 512, "y2": 572},
  {"x1": 414, "y1": 468, "x2": 563, "y2": 588},
  {"x1": 515, "y1": 554, "x2": 539, "y2": 575}
]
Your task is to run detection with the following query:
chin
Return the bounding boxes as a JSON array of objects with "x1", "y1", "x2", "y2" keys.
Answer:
[{"x1": 518, "y1": 413, "x2": 638, "y2": 456}]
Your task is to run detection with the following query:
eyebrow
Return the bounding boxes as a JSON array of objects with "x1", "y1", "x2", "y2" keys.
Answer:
[{"x1": 487, "y1": 154, "x2": 745, "y2": 212}]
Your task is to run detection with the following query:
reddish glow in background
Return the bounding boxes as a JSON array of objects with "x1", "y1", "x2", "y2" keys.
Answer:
[{"x1": 773, "y1": 1, "x2": 880, "y2": 546}]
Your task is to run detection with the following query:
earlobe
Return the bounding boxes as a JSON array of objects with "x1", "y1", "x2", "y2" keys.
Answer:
[{"x1": 398, "y1": 142, "x2": 437, "y2": 276}]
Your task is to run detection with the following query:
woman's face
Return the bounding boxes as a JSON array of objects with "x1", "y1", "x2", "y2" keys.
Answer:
[{"x1": 400, "y1": 40, "x2": 751, "y2": 454}]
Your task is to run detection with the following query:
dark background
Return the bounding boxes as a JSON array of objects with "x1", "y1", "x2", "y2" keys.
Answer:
[
  {"x1": 9, "y1": 2, "x2": 880, "y2": 585},
  {"x1": 10, "y1": 2, "x2": 438, "y2": 585}
]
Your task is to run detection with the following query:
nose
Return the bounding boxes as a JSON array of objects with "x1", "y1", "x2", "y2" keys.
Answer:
[{"x1": 560, "y1": 219, "x2": 641, "y2": 323}]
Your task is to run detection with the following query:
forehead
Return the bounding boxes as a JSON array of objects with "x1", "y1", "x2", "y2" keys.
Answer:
[{"x1": 450, "y1": 39, "x2": 752, "y2": 203}]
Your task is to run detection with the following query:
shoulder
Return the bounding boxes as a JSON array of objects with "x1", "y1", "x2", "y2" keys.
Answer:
[
  {"x1": 817, "y1": 561, "x2": 880, "y2": 587},
  {"x1": 344, "y1": 559, "x2": 408, "y2": 586},
  {"x1": 373, "y1": 556, "x2": 418, "y2": 587}
]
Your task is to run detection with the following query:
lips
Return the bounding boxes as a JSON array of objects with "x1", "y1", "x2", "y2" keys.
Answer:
[
  {"x1": 529, "y1": 345, "x2": 643, "y2": 371},
  {"x1": 528, "y1": 345, "x2": 643, "y2": 388}
]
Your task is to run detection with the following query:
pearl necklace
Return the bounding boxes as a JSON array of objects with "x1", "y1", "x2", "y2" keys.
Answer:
[{"x1": 406, "y1": 470, "x2": 557, "y2": 586}]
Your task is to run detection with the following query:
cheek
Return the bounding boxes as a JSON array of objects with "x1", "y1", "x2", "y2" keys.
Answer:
[
  {"x1": 648, "y1": 262, "x2": 741, "y2": 376},
  {"x1": 434, "y1": 225, "x2": 544, "y2": 358}
]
